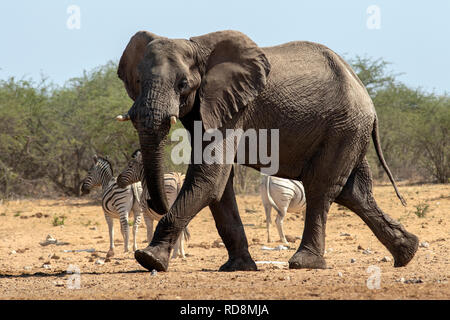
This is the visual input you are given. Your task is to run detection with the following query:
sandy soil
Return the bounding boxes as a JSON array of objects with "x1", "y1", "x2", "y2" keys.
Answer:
[{"x1": 0, "y1": 183, "x2": 448, "y2": 300}]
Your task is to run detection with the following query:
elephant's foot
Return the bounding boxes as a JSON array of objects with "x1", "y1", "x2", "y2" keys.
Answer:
[
  {"x1": 219, "y1": 255, "x2": 257, "y2": 272},
  {"x1": 288, "y1": 250, "x2": 327, "y2": 269},
  {"x1": 391, "y1": 231, "x2": 419, "y2": 267},
  {"x1": 134, "y1": 245, "x2": 170, "y2": 272}
]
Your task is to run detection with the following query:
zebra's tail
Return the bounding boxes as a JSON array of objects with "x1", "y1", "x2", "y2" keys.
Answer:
[
  {"x1": 183, "y1": 226, "x2": 191, "y2": 241},
  {"x1": 263, "y1": 174, "x2": 281, "y2": 212}
]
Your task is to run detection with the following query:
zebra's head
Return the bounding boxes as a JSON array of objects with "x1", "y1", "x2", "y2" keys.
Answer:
[
  {"x1": 80, "y1": 155, "x2": 113, "y2": 195},
  {"x1": 117, "y1": 150, "x2": 144, "y2": 189}
]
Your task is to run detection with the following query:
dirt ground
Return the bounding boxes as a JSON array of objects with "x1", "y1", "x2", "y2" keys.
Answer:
[{"x1": 0, "y1": 182, "x2": 448, "y2": 300}]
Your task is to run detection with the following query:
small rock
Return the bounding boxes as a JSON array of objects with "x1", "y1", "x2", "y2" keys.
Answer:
[
  {"x1": 399, "y1": 277, "x2": 406, "y2": 283},
  {"x1": 89, "y1": 226, "x2": 97, "y2": 231},
  {"x1": 212, "y1": 240, "x2": 225, "y2": 248},
  {"x1": 419, "y1": 242, "x2": 429, "y2": 248},
  {"x1": 50, "y1": 254, "x2": 60, "y2": 260},
  {"x1": 35, "y1": 212, "x2": 43, "y2": 218},
  {"x1": 404, "y1": 278, "x2": 423, "y2": 284},
  {"x1": 40, "y1": 234, "x2": 58, "y2": 246},
  {"x1": 95, "y1": 259, "x2": 105, "y2": 265},
  {"x1": 151, "y1": 269, "x2": 158, "y2": 276},
  {"x1": 357, "y1": 245, "x2": 364, "y2": 250},
  {"x1": 381, "y1": 256, "x2": 391, "y2": 262},
  {"x1": 42, "y1": 264, "x2": 51, "y2": 269},
  {"x1": 362, "y1": 249, "x2": 373, "y2": 255},
  {"x1": 24, "y1": 266, "x2": 32, "y2": 270},
  {"x1": 350, "y1": 258, "x2": 356, "y2": 263},
  {"x1": 338, "y1": 272, "x2": 343, "y2": 278},
  {"x1": 340, "y1": 232, "x2": 351, "y2": 237},
  {"x1": 10, "y1": 250, "x2": 16, "y2": 255}
]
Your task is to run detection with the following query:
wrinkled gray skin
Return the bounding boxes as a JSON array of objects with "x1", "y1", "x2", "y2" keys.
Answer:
[{"x1": 117, "y1": 30, "x2": 419, "y2": 272}]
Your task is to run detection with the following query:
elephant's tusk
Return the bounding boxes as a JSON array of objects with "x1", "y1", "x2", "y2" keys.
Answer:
[
  {"x1": 170, "y1": 116, "x2": 177, "y2": 126},
  {"x1": 116, "y1": 114, "x2": 130, "y2": 122}
]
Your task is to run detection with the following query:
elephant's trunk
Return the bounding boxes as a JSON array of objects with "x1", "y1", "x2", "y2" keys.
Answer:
[
  {"x1": 138, "y1": 130, "x2": 170, "y2": 215},
  {"x1": 128, "y1": 81, "x2": 176, "y2": 215}
]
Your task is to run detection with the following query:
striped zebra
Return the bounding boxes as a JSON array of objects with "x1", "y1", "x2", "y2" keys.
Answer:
[
  {"x1": 117, "y1": 150, "x2": 190, "y2": 259},
  {"x1": 80, "y1": 155, "x2": 143, "y2": 258},
  {"x1": 260, "y1": 173, "x2": 306, "y2": 245}
]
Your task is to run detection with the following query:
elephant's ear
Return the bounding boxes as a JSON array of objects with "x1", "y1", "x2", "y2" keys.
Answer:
[
  {"x1": 117, "y1": 31, "x2": 160, "y2": 101},
  {"x1": 192, "y1": 31, "x2": 271, "y2": 130}
]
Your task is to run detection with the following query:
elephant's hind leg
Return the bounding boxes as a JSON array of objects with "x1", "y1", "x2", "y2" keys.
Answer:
[
  {"x1": 210, "y1": 169, "x2": 257, "y2": 272},
  {"x1": 335, "y1": 159, "x2": 419, "y2": 267},
  {"x1": 289, "y1": 136, "x2": 358, "y2": 269}
]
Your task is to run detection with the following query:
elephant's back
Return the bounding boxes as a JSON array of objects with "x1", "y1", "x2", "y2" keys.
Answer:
[
  {"x1": 262, "y1": 41, "x2": 364, "y2": 92},
  {"x1": 262, "y1": 41, "x2": 336, "y2": 78},
  {"x1": 258, "y1": 40, "x2": 374, "y2": 120}
]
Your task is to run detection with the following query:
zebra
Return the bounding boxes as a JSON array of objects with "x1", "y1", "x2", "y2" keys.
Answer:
[
  {"x1": 260, "y1": 173, "x2": 306, "y2": 245},
  {"x1": 117, "y1": 150, "x2": 190, "y2": 259},
  {"x1": 80, "y1": 155, "x2": 144, "y2": 258}
]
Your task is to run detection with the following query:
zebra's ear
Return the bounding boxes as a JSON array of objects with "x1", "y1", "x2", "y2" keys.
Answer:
[
  {"x1": 136, "y1": 151, "x2": 142, "y2": 162},
  {"x1": 93, "y1": 155, "x2": 98, "y2": 164}
]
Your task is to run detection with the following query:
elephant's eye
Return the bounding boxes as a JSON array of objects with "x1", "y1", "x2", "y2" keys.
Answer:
[{"x1": 177, "y1": 78, "x2": 189, "y2": 92}]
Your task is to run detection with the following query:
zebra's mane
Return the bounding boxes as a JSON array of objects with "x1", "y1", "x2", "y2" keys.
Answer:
[{"x1": 97, "y1": 156, "x2": 114, "y2": 176}]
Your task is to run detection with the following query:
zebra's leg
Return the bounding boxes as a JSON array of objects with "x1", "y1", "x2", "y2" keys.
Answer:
[
  {"x1": 132, "y1": 210, "x2": 142, "y2": 252},
  {"x1": 104, "y1": 214, "x2": 115, "y2": 258},
  {"x1": 119, "y1": 212, "x2": 130, "y2": 253},
  {"x1": 179, "y1": 230, "x2": 186, "y2": 258},
  {"x1": 143, "y1": 214, "x2": 154, "y2": 244},
  {"x1": 275, "y1": 207, "x2": 289, "y2": 245},
  {"x1": 171, "y1": 231, "x2": 186, "y2": 259},
  {"x1": 171, "y1": 235, "x2": 180, "y2": 259},
  {"x1": 263, "y1": 204, "x2": 272, "y2": 243}
]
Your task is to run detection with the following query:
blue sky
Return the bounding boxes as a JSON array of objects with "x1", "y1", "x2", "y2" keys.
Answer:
[{"x1": 0, "y1": 1, "x2": 449, "y2": 94}]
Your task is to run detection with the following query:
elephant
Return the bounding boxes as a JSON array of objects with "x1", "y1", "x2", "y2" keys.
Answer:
[{"x1": 115, "y1": 29, "x2": 419, "y2": 272}]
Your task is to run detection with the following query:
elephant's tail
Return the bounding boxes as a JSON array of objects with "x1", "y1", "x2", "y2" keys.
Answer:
[{"x1": 372, "y1": 116, "x2": 407, "y2": 206}]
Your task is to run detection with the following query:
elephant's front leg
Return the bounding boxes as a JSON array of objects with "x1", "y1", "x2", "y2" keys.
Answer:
[
  {"x1": 210, "y1": 168, "x2": 256, "y2": 271},
  {"x1": 134, "y1": 163, "x2": 237, "y2": 272}
]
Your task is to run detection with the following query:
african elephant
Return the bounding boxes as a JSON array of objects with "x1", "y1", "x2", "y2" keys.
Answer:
[{"x1": 116, "y1": 30, "x2": 419, "y2": 272}]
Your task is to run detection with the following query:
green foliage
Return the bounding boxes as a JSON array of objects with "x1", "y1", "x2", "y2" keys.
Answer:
[
  {"x1": 413, "y1": 202, "x2": 430, "y2": 218},
  {"x1": 0, "y1": 62, "x2": 140, "y2": 197},
  {"x1": 52, "y1": 214, "x2": 66, "y2": 226}
]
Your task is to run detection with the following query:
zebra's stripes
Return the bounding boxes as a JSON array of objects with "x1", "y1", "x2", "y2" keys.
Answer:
[
  {"x1": 117, "y1": 150, "x2": 190, "y2": 259},
  {"x1": 80, "y1": 155, "x2": 143, "y2": 258},
  {"x1": 260, "y1": 173, "x2": 306, "y2": 244}
]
